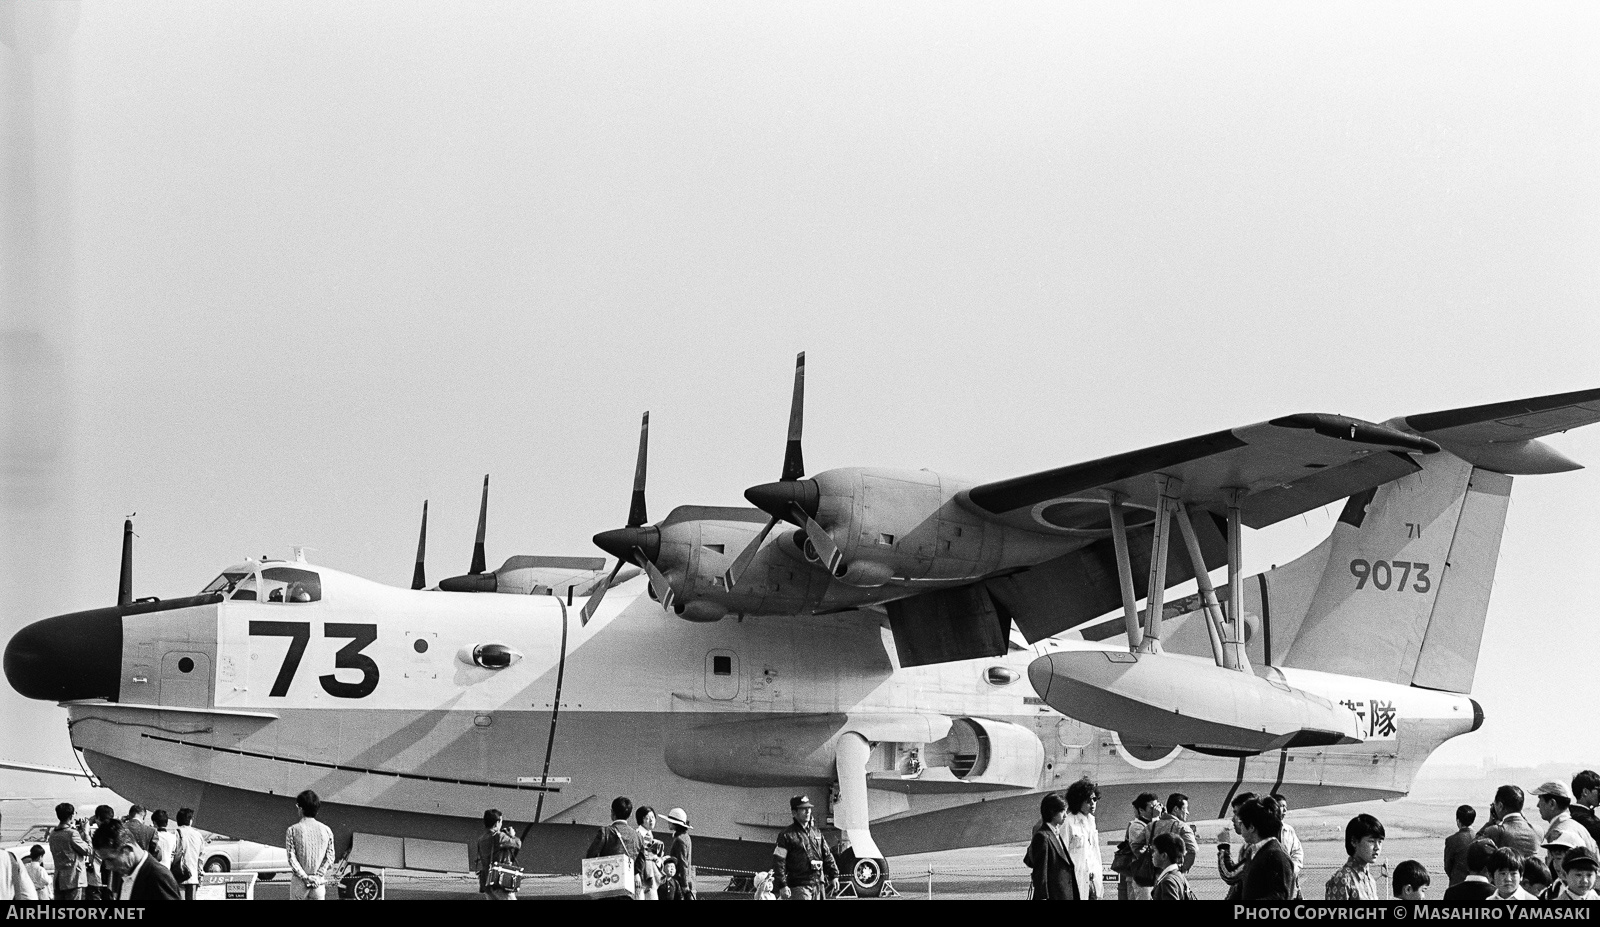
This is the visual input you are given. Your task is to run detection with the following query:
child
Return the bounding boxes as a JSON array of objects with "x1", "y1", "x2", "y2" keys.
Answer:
[
  {"x1": 1489, "y1": 848, "x2": 1536, "y2": 900},
  {"x1": 1550, "y1": 847, "x2": 1599, "y2": 901},
  {"x1": 1391, "y1": 859, "x2": 1430, "y2": 900},
  {"x1": 657, "y1": 858, "x2": 685, "y2": 900},
  {"x1": 1521, "y1": 857, "x2": 1551, "y2": 899},
  {"x1": 1150, "y1": 833, "x2": 1196, "y2": 900}
]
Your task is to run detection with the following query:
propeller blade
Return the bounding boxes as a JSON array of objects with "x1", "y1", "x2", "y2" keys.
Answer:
[
  {"x1": 723, "y1": 514, "x2": 779, "y2": 590},
  {"x1": 411, "y1": 500, "x2": 429, "y2": 591},
  {"x1": 798, "y1": 506, "x2": 846, "y2": 576},
  {"x1": 629, "y1": 412, "x2": 649, "y2": 527},
  {"x1": 117, "y1": 518, "x2": 134, "y2": 608},
  {"x1": 636, "y1": 548, "x2": 675, "y2": 611},
  {"x1": 470, "y1": 475, "x2": 489, "y2": 575},
  {"x1": 579, "y1": 559, "x2": 625, "y2": 625},
  {"x1": 781, "y1": 352, "x2": 806, "y2": 482}
]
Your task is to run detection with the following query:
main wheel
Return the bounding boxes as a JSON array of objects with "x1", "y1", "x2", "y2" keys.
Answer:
[
  {"x1": 348, "y1": 873, "x2": 382, "y2": 901},
  {"x1": 203, "y1": 856, "x2": 230, "y2": 873},
  {"x1": 850, "y1": 857, "x2": 885, "y2": 898}
]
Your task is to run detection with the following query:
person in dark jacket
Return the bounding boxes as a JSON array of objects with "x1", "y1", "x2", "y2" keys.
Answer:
[
  {"x1": 771, "y1": 795, "x2": 837, "y2": 900},
  {"x1": 1237, "y1": 797, "x2": 1294, "y2": 901},
  {"x1": 92, "y1": 820, "x2": 179, "y2": 901},
  {"x1": 663, "y1": 807, "x2": 695, "y2": 899},
  {"x1": 1441, "y1": 839, "x2": 1498, "y2": 901},
  {"x1": 1443, "y1": 805, "x2": 1476, "y2": 886},
  {"x1": 584, "y1": 797, "x2": 645, "y2": 899},
  {"x1": 1572, "y1": 771, "x2": 1600, "y2": 847},
  {"x1": 475, "y1": 809, "x2": 522, "y2": 900},
  {"x1": 1024, "y1": 793, "x2": 1075, "y2": 900}
]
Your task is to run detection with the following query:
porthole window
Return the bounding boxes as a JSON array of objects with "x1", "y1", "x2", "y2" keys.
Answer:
[
  {"x1": 985, "y1": 666, "x2": 1020, "y2": 686},
  {"x1": 178, "y1": 657, "x2": 195, "y2": 674},
  {"x1": 413, "y1": 639, "x2": 429, "y2": 654}
]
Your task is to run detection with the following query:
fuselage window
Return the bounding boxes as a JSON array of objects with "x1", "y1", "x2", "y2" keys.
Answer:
[
  {"x1": 712, "y1": 655, "x2": 732, "y2": 676},
  {"x1": 262, "y1": 566, "x2": 322, "y2": 603}
]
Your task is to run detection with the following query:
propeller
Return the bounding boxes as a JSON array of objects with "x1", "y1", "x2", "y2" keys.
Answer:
[
  {"x1": 411, "y1": 500, "x2": 428, "y2": 591},
  {"x1": 117, "y1": 516, "x2": 135, "y2": 608},
  {"x1": 725, "y1": 352, "x2": 847, "y2": 587},
  {"x1": 582, "y1": 412, "x2": 675, "y2": 624},
  {"x1": 471, "y1": 475, "x2": 489, "y2": 575},
  {"x1": 438, "y1": 476, "x2": 500, "y2": 592}
]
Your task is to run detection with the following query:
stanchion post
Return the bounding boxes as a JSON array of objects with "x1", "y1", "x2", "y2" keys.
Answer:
[{"x1": 926, "y1": 866, "x2": 933, "y2": 900}]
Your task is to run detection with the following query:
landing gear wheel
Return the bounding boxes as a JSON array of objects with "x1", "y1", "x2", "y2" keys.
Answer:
[
  {"x1": 204, "y1": 856, "x2": 230, "y2": 873},
  {"x1": 347, "y1": 872, "x2": 382, "y2": 901},
  {"x1": 850, "y1": 857, "x2": 884, "y2": 897}
]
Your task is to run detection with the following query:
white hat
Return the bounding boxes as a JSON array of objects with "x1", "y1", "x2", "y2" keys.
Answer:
[{"x1": 664, "y1": 807, "x2": 692, "y2": 829}]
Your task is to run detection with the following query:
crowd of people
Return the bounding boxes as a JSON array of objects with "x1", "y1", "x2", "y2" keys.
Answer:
[
  {"x1": 1024, "y1": 769, "x2": 1600, "y2": 902},
  {"x1": 10, "y1": 768, "x2": 1597, "y2": 902},
  {"x1": 3, "y1": 788, "x2": 339, "y2": 902},
  {"x1": 12, "y1": 802, "x2": 208, "y2": 901}
]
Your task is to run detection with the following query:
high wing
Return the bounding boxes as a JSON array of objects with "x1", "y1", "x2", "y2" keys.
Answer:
[
  {"x1": 963, "y1": 413, "x2": 1438, "y2": 531},
  {"x1": 964, "y1": 388, "x2": 1600, "y2": 535}
]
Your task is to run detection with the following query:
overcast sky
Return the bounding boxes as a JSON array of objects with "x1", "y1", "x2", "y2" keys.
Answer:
[{"x1": 3, "y1": 1, "x2": 1598, "y2": 777}]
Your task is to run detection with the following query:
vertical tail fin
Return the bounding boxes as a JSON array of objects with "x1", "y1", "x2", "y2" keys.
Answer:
[{"x1": 1277, "y1": 451, "x2": 1510, "y2": 692}]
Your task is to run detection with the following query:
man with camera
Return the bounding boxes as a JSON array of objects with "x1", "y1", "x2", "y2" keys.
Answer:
[
  {"x1": 477, "y1": 809, "x2": 523, "y2": 901},
  {"x1": 771, "y1": 795, "x2": 838, "y2": 900},
  {"x1": 46, "y1": 803, "x2": 92, "y2": 902}
]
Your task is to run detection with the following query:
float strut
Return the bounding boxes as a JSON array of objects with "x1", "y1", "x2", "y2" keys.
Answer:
[
  {"x1": 1225, "y1": 490, "x2": 1249, "y2": 670},
  {"x1": 1137, "y1": 476, "x2": 1179, "y2": 653},
  {"x1": 1173, "y1": 501, "x2": 1229, "y2": 669},
  {"x1": 1105, "y1": 493, "x2": 1143, "y2": 651}
]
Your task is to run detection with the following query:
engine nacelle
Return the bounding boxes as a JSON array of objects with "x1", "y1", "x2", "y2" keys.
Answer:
[
  {"x1": 921, "y1": 717, "x2": 1045, "y2": 788},
  {"x1": 678, "y1": 600, "x2": 727, "y2": 623}
]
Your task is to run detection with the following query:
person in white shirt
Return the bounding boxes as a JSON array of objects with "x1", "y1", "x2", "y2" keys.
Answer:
[
  {"x1": 172, "y1": 808, "x2": 205, "y2": 901},
  {"x1": 1062, "y1": 777, "x2": 1102, "y2": 901},
  {"x1": 1489, "y1": 848, "x2": 1537, "y2": 900},
  {"x1": 1271, "y1": 793, "x2": 1305, "y2": 898},
  {"x1": 150, "y1": 810, "x2": 177, "y2": 864},
  {"x1": 285, "y1": 790, "x2": 335, "y2": 901},
  {"x1": 23, "y1": 847, "x2": 50, "y2": 898}
]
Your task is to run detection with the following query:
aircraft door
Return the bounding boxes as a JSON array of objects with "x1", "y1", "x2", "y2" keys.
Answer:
[
  {"x1": 159, "y1": 651, "x2": 212, "y2": 709},
  {"x1": 705, "y1": 649, "x2": 739, "y2": 700}
]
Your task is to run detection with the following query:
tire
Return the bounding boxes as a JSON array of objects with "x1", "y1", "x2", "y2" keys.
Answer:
[
  {"x1": 256, "y1": 871, "x2": 276, "y2": 881},
  {"x1": 850, "y1": 857, "x2": 885, "y2": 898},
  {"x1": 348, "y1": 873, "x2": 382, "y2": 901},
  {"x1": 204, "y1": 856, "x2": 230, "y2": 873}
]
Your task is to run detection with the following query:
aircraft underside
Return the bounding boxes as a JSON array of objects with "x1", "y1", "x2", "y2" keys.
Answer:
[{"x1": 67, "y1": 700, "x2": 1458, "y2": 874}]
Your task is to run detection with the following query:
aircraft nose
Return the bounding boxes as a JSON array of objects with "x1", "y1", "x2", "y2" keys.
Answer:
[
  {"x1": 743, "y1": 478, "x2": 820, "y2": 521},
  {"x1": 592, "y1": 526, "x2": 660, "y2": 564},
  {"x1": 4, "y1": 606, "x2": 122, "y2": 702}
]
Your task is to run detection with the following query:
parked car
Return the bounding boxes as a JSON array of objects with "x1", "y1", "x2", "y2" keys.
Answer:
[
  {"x1": 4, "y1": 823, "x2": 58, "y2": 873},
  {"x1": 197, "y1": 832, "x2": 289, "y2": 878}
]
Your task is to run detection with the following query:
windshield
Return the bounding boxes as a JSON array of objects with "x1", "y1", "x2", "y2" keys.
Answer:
[
  {"x1": 262, "y1": 567, "x2": 321, "y2": 603},
  {"x1": 200, "y1": 572, "x2": 250, "y2": 596},
  {"x1": 20, "y1": 824, "x2": 52, "y2": 842}
]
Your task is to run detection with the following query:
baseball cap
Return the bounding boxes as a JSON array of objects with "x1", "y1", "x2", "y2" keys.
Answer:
[
  {"x1": 1544, "y1": 830, "x2": 1584, "y2": 852},
  {"x1": 790, "y1": 795, "x2": 814, "y2": 811},
  {"x1": 1563, "y1": 846, "x2": 1599, "y2": 872},
  {"x1": 1532, "y1": 781, "x2": 1573, "y2": 802}
]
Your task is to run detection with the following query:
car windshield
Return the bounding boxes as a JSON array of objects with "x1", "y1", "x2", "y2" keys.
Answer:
[{"x1": 19, "y1": 824, "x2": 52, "y2": 842}]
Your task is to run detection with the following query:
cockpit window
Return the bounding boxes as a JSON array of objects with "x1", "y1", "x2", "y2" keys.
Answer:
[
  {"x1": 262, "y1": 566, "x2": 321, "y2": 603},
  {"x1": 201, "y1": 572, "x2": 249, "y2": 596},
  {"x1": 230, "y1": 573, "x2": 258, "y2": 601}
]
